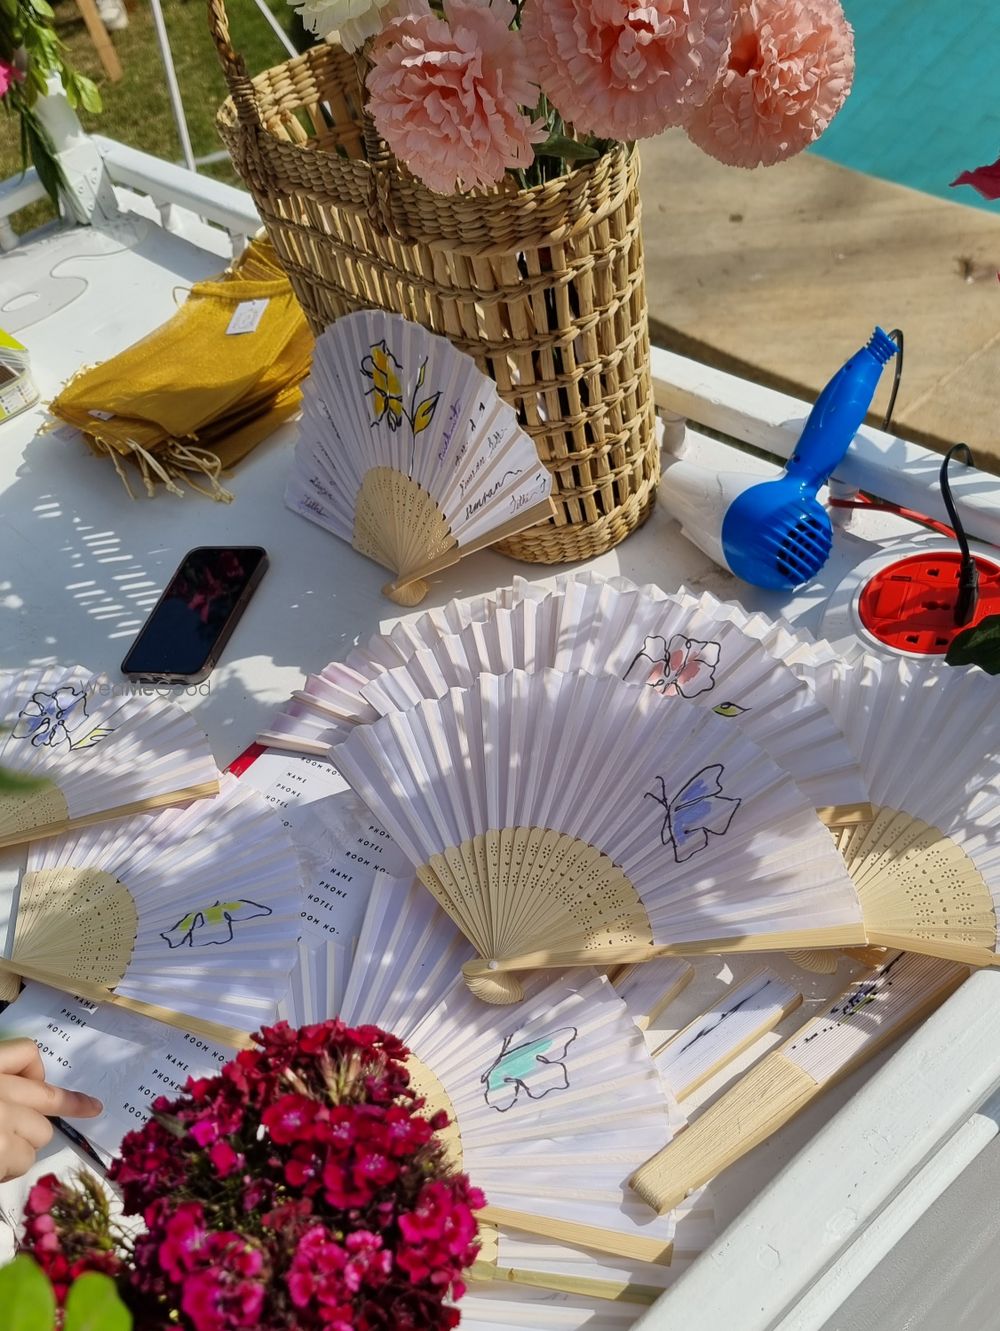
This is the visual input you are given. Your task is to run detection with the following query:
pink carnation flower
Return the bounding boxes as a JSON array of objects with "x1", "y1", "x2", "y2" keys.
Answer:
[
  {"x1": 521, "y1": 0, "x2": 735, "y2": 141},
  {"x1": 367, "y1": 0, "x2": 544, "y2": 195},
  {"x1": 0, "y1": 58, "x2": 24, "y2": 100},
  {"x1": 686, "y1": 0, "x2": 854, "y2": 168}
]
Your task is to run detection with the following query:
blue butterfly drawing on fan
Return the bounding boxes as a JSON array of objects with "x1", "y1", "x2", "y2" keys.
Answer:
[
  {"x1": 481, "y1": 1026, "x2": 578, "y2": 1113},
  {"x1": 160, "y1": 899, "x2": 272, "y2": 948},
  {"x1": 645, "y1": 765, "x2": 741, "y2": 863}
]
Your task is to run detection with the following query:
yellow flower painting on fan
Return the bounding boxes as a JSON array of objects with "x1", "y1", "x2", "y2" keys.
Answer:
[{"x1": 360, "y1": 339, "x2": 441, "y2": 471}]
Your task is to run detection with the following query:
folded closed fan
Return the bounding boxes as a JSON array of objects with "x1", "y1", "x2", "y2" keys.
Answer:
[
  {"x1": 284, "y1": 310, "x2": 553, "y2": 605},
  {"x1": 331, "y1": 668, "x2": 866, "y2": 1003},
  {"x1": 0, "y1": 664, "x2": 218, "y2": 848},
  {"x1": 0, "y1": 775, "x2": 304, "y2": 1033}
]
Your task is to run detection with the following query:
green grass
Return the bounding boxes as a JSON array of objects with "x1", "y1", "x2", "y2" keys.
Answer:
[{"x1": 1, "y1": 0, "x2": 305, "y2": 232}]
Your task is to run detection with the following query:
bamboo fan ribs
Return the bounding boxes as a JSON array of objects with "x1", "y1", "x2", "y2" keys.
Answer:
[
  {"x1": 797, "y1": 653, "x2": 1000, "y2": 966},
  {"x1": 285, "y1": 311, "x2": 553, "y2": 604},
  {"x1": 330, "y1": 668, "x2": 866, "y2": 1003},
  {"x1": 1, "y1": 776, "x2": 304, "y2": 1033},
  {"x1": 0, "y1": 664, "x2": 218, "y2": 847}
]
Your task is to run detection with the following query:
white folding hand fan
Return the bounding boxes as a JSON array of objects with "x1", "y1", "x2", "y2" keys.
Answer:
[
  {"x1": 631, "y1": 951, "x2": 967, "y2": 1214},
  {"x1": 794, "y1": 653, "x2": 1000, "y2": 966},
  {"x1": 355, "y1": 575, "x2": 869, "y2": 824},
  {"x1": 455, "y1": 1284, "x2": 640, "y2": 1330},
  {"x1": 0, "y1": 775, "x2": 304, "y2": 1034},
  {"x1": 279, "y1": 875, "x2": 681, "y2": 1267},
  {"x1": 331, "y1": 668, "x2": 866, "y2": 1003},
  {"x1": 0, "y1": 664, "x2": 218, "y2": 848},
  {"x1": 285, "y1": 310, "x2": 554, "y2": 604},
  {"x1": 258, "y1": 574, "x2": 868, "y2": 824},
  {"x1": 257, "y1": 591, "x2": 503, "y2": 755}
]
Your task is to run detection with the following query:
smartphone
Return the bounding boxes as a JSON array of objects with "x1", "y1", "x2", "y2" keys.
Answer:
[{"x1": 121, "y1": 547, "x2": 268, "y2": 684}]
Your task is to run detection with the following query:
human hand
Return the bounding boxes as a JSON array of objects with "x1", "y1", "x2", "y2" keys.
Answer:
[{"x1": 0, "y1": 1039, "x2": 103, "y2": 1182}]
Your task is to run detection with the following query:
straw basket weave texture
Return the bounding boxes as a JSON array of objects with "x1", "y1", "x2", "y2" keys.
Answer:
[{"x1": 210, "y1": 1, "x2": 659, "y2": 562}]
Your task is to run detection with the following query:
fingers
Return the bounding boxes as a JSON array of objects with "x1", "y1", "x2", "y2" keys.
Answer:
[
  {"x1": 0, "y1": 1074, "x2": 103, "y2": 1120},
  {"x1": 0, "y1": 1102, "x2": 53, "y2": 1151},
  {"x1": 0, "y1": 1039, "x2": 45, "y2": 1081},
  {"x1": 0, "y1": 1128, "x2": 37, "y2": 1184}
]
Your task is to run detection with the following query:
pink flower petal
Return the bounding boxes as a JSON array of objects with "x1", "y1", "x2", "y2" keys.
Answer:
[
  {"x1": 521, "y1": 0, "x2": 736, "y2": 141},
  {"x1": 685, "y1": 0, "x2": 854, "y2": 168}
]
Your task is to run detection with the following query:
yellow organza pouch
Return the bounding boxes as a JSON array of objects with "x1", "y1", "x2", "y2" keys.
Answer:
[{"x1": 50, "y1": 238, "x2": 313, "y2": 500}]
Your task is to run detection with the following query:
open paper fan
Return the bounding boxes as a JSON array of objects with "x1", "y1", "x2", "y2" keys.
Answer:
[
  {"x1": 0, "y1": 775, "x2": 304, "y2": 1033},
  {"x1": 331, "y1": 668, "x2": 865, "y2": 1003},
  {"x1": 285, "y1": 310, "x2": 554, "y2": 604},
  {"x1": 258, "y1": 574, "x2": 868, "y2": 824},
  {"x1": 794, "y1": 653, "x2": 1000, "y2": 966},
  {"x1": 279, "y1": 875, "x2": 680, "y2": 1267},
  {"x1": 355, "y1": 575, "x2": 869, "y2": 824},
  {"x1": 257, "y1": 592, "x2": 502, "y2": 755},
  {"x1": 0, "y1": 665, "x2": 218, "y2": 848}
]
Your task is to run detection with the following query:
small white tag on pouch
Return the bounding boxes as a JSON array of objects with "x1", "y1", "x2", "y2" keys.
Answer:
[{"x1": 226, "y1": 299, "x2": 269, "y2": 336}]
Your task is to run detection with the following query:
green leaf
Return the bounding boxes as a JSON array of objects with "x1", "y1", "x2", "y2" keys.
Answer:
[
  {"x1": 945, "y1": 615, "x2": 1000, "y2": 674},
  {"x1": 533, "y1": 133, "x2": 599, "y2": 163},
  {"x1": 28, "y1": 0, "x2": 55, "y2": 17},
  {"x1": 0, "y1": 1255, "x2": 57, "y2": 1331},
  {"x1": 64, "y1": 1273, "x2": 132, "y2": 1331},
  {"x1": 22, "y1": 108, "x2": 64, "y2": 207},
  {"x1": 0, "y1": 0, "x2": 17, "y2": 19}
]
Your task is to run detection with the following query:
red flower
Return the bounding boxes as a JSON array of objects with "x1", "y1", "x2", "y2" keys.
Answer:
[{"x1": 22, "y1": 1020, "x2": 483, "y2": 1330}]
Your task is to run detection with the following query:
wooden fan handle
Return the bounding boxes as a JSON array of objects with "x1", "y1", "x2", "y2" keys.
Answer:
[
  {"x1": 629, "y1": 1052, "x2": 817, "y2": 1215},
  {"x1": 462, "y1": 960, "x2": 524, "y2": 1005},
  {"x1": 382, "y1": 577, "x2": 431, "y2": 607}
]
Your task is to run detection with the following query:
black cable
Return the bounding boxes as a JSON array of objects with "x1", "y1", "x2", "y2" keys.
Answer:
[
  {"x1": 881, "y1": 328, "x2": 904, "y2": 433},
  {"x1": 940, "y1": 442, "x2": 979, "y2": 626}
]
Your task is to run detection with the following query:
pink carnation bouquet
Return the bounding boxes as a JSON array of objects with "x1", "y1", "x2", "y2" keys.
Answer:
[
  {"x1": 292, "y1": 0, "x2": 855, "y2": 194},
  {"x1": 18, "y1": 1020, "x2": 484, "y2": 1331}
]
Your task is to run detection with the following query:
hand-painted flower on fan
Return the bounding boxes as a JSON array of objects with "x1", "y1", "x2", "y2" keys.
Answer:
[
  {"x1": 367, "y1": 0, "x2": 544, "y2": 195},
  {"x1": 624, "y1": 634, "x2": 720, "y2": 699},
  {"x1": 287, "y1": 0, "x2": 403, "y2": 49},
  {"x1": 521, "y1": 0, "x2": 736, "y2": 141},
  {"x1": 13, "y1": 687, "x2": 86, "y2": 748},
  {"x1": 685, "y1": 0, "x2": 854, "y2": 168}
]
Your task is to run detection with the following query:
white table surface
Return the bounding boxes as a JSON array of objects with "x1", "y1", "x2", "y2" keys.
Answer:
[{"x1": 4, "y1": 211, "x2": 1000, "y2": 1331}]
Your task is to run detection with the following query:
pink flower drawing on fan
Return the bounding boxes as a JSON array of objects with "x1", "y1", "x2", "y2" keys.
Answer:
[
  {"x1": 521, "y1": 0, "x2": 735, "y2": 141},
  {"x1": 367, "y1": 0, "x2": 544, "y2": 195},
  {"x1": 685, "y1": 0, "x2": 854, "y2": 168},
  {"x1": 624, "y1": 634, "x2": 720, "y2": 699}
]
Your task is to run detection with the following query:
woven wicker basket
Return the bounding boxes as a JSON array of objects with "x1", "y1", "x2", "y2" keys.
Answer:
[{"x1": 210, "y1": 2, "x2": 659, "y2": 562}]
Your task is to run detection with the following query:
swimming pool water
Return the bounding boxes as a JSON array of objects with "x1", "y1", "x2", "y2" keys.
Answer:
[{"x1": 809, "y1": 2, "x2": 1000, "y2": 212}]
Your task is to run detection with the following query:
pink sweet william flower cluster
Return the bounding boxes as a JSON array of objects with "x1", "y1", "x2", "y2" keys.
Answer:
[
  {"x1": 19, "y1": 1020, "x2": 485, "y2": 1331},
  {"x1": 364, "y1": 0, "x2": 855, "y2": 194}
]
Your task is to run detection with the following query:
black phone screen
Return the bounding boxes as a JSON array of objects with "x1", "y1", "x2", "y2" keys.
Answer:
[{"x1": 121, "y1": 547, "x2": 268, "y2": 681}]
